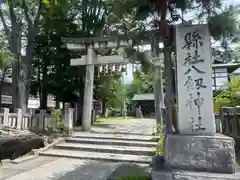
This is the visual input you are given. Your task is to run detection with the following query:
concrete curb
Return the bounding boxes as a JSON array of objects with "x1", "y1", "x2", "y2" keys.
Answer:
[{"x1": 10, "y1": 137, "x2": 65, "y2": 164}]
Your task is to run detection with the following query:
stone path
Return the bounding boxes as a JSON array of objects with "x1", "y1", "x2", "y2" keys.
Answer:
[
  {"x1": 83, "y1": 118, "x2": 156, "y2": 135},
  {"x1": 1, "y1": 118, "x2": 156, "y2": 180},
  {"x1": 1, "y1": 157, "x2": 119, "y2": 180}
]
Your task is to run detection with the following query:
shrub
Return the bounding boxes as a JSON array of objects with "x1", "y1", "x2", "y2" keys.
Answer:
[
  {"x1": 214, "y1": 75, "x2": 240, "y2": 112},
  {"x1": 52, "y1": 108, "x2": 64, "y2": 129},
  {"x1": 155, "y1": 134, "x2": 164, "y2": 156}
]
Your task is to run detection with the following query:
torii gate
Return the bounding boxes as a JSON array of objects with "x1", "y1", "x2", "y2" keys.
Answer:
[
  {"x1": 62, "y1": 36, "x2": 131, "y2": 131},
  {"x1": 62, "y1": 31, "x2": 173, "y2": 133}
]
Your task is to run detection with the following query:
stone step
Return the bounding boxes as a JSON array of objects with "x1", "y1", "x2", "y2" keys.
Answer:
[
  {"x1": 89, "y1": 130, "x2": 155, "y2": 136},
  {"x1": 66, "y1": 137, "x2": 157, "y2": 147},
  {"x1": 54, "y1": 142, "x2": 155, "y2": 156},
  {"x1": 40, "y1": 149, "x2": 152, "y2": 164},
  {"x1": 72, "y1": 132, "x2": 159, "y2": 142}
]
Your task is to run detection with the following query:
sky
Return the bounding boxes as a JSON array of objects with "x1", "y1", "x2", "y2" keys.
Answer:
[{"x1": 123, "y1": 0, "x2": 240, "y2": 85}]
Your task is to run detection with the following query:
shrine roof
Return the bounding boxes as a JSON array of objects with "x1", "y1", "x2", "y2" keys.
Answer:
[
  {"x1": 212, "y1": 62, "x2": 240, "y2": 68},
  {"x1": 233, "y1": 67, "x2": 240, "y2": 75},
  {"x1": 132, "y1": 93, "x2": 155, "y2": 101}
]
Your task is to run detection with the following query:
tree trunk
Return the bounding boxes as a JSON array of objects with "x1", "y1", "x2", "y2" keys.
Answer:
[
  {"x1": 163, "y1": 45, "x2": 174, "y2": 133},
  {"x1": 11, "y1": 63, "x2": 18, "y2": 111},
  {"x1": 63, "y1": 102, "x2": 65, "y2": 111},
  {"x1": 76, "y1": 87, "x2": 84, "y2": 126},
  {"x1": 40, "y1": 66, "x2": 47, "y2": 109},
  {"x1": 40, "y1": 88, "x2": 47, "y2": 109},
  {"x1": 102, "y1": 101, "x2": 107, "y2": 117},
  {"x1": 55, "y1": 97, "x2": 60, "y2": 109},
  {"x1": 18, "y1": 58, "x2": 29, "y2": 114},
  {"x1": 77, "y1": 102, "x2": 83, "y2": 126}
]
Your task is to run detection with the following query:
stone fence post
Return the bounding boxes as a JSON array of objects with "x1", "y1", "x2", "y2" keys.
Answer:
[
  {"x1": 3, "y1": 108, "x2": 9, "y2": 125},
  {"x1": 16, "y1": 109, "x2": 23, "y2": 130},
  {"x1": 64, "y1": 108, "x2": 74, "y2": 136}
]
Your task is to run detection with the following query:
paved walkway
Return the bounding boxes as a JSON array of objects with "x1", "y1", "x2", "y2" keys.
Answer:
[
  {"x1": 1, "y1": 157, "x2": 119, "y2": 180},
  {"x1": 1, "y1": 118, "x2": 155, "y2": 180},
  {"x1": 81, "y1": 118, "x2": 156, "y2": 135}
]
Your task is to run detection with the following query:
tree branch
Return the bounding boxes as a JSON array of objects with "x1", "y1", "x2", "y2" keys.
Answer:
[
  {"x1": 26, "y1": 0, "x2": 43, "y2": 56},
  {"x1": 33, "y1": 0, "x2": 43, "y2": 34},
  {"x1": 22, "y1": 0, "x2": 32, "y2": 26},
  {"x1": 0, "y1": 9, "x2": 10, "y2": 36},
  {"x1": 9, "y1": 1, "x2": 17, "y2": 29}
]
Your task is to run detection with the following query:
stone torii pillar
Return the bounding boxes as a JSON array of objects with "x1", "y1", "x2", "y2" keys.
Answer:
[
  {"x1": 149, "y1": 55, "x2": 164, "y2": 131},
  {"x1": 62, "y1": 37, "x2": 131, "y2": 131}
]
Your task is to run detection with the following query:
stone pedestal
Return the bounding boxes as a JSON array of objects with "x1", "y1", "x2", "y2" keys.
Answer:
[
  {"x1": 164, "y1": 134, "x2": 236, "y2": 174},
  {"x1": 152, "y1": 167, "x2": 240, "y2": 180},
  {"x1": 152, "y1": 133, "x2": 239, "y2": 180}
]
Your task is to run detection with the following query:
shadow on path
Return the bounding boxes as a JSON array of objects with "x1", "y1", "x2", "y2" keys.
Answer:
[{"x1": 51, "y1": 161, "x2": 119, "y2": 180}]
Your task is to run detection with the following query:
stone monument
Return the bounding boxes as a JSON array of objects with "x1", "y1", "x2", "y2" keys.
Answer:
[{"x1": 152, "y1": 24, "x2": 239, "y2": 180}]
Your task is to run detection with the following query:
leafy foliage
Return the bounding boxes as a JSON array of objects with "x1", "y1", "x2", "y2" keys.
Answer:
[
  {"x1": 155, "y1": 134, "x2": 164, "y2": 156},
  {"x1": 0, "y1": 38, "x2": 14, "y2": 69},
  {"x1": 31, "y1": 3, "x2": 82, "y2": 107},
  {"x1": 214, "y1": 75, "x2": 240, "y2": 112},
  {"x1": 209, "y1": 5, "x2": 240, "y2": 48},
  {"x1": 94, "y1": 73, "x2": 125, "y2": 109}
]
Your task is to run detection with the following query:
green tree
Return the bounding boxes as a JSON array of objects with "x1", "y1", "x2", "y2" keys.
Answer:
[
  {"x1": 94, "y1": 72, "x2": 125, "y2": 115},
  {"x1": 0, "y1": 37, "x2": 14, "y2": 107},
  {"x1": 214, "y1": 75, "x2": 240, "y2": 112},
  {"x1": 32, "y1": 0, "x2": 111, "y2": 125},
  {"x1": 106, "y1": 0, "x2": 240, "y2": 63},
  {"x1": 31, "y1": 2, "x2": 82, "y2": 109}
]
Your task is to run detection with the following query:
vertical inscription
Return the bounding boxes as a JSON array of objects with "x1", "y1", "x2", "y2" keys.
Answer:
[
  {"x1": 176, "y1": 24, "x2": 215, "y2": 134},
  {"x1": 182, "y1": 29, "x2": 207, "y2": 132}
]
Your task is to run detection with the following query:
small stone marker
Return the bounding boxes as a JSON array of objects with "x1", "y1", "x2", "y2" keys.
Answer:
[{"x1": 175, "y1": 24, "x2": 215, "y2": 134}]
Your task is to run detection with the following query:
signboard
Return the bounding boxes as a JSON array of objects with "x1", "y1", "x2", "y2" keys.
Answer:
[{"x1": 175, "y1": 24, "x2": 215, "y2": 134}]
